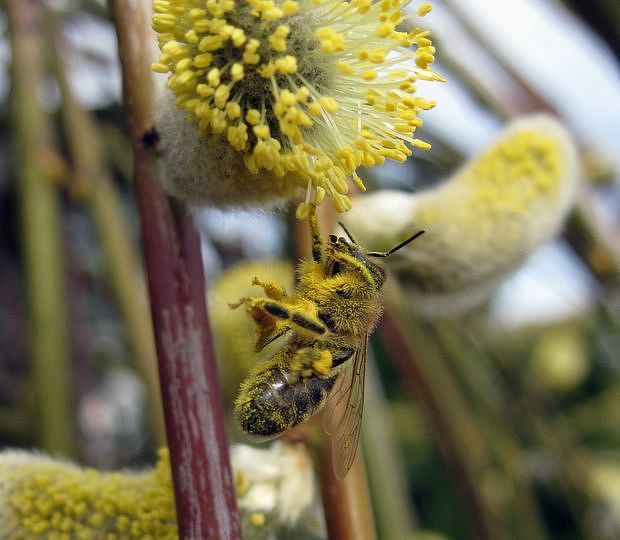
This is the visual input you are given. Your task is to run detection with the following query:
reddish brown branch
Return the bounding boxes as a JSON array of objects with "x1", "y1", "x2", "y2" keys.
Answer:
[
  {"x1": 320, "y1": 449, "x2": 377, "y2": 540},
  {"x1": 107, "y1": 0, "x2": 240, "y2": 537}
]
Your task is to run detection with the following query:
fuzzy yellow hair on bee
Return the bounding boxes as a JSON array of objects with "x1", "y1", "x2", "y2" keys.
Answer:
[{"x1": 232, "y1": 205, "x2": 423, "y2": 478}]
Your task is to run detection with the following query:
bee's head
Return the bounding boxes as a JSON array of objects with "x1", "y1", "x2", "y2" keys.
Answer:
[
  {"x1": 327, "y1": 223, "x2": 425, "y2": 288},
  {"x1": 327, "y1": 232, "x2": 387, "y2": 288}
]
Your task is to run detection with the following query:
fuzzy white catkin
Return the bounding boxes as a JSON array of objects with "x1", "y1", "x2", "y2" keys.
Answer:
[
  {"x1": 158, "y1": 94, "x2": 297, "y2": 209},
  {"x1": 341, "y1": 115, "x2": 579, "y2": 316}
]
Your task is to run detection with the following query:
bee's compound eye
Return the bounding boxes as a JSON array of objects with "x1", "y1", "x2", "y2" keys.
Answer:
[{"x1": 328, "y1": 234, "x2": 338, "y2": 243}]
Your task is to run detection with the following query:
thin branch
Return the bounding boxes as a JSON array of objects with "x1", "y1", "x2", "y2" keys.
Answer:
[
  {"x1": 50, "y1": 13, "x2": 166, "y2": 446},
  {"x1": 7, "y1": 0, "x2": 75, "y2": 458},
  {"x1": 107, "y1": 0, "x2": 240, "y2": 537},
  {"x1": 299, "y1": 203, "x2": 376, "y2": 540},
  {"x1": 380, "y1": 291, "x2": 501, "y2": 540},
  {"x1": 320, "y1": 449, "x2": 377, "y2": 540},
  {"x1": 362, "y1": 354, "x2": 417, "y2": 540}
]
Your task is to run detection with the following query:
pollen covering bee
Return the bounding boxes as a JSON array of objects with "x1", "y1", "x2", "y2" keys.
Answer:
[{"x1": 232, "y1": 204, "x2": 423, "y2": 478}]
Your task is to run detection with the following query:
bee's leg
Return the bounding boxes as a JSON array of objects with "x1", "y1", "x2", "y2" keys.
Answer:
[
  {"x1": 308, "y1": 204, "x2": 322, "y2": 263},
  {"x1": 331, "y1": 346, "x2": 356, "y2": 367},
  {"x1": 289, "y1": 347, "x2": 333, "y2": 381},
  {"x1": 262, "y1": 302, "x2": 328, "y2": 337},
  {"x1": 230, "y1": 296, "x2": 291, "y2": 351},
  {"x1": 251, "y1": 277, "x2": 287, "y2": 300},
  {"x1": 233, "y1": 296, "x2": 327, "y2": 343}
]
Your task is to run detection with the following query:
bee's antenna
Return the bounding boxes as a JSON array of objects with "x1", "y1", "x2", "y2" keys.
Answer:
[
  {"x1": 338, "y1": 221, "x2": 357, "y2": 244},
  {"x1": 367, "y1": 230, "x2": 425, "y2": 258}
]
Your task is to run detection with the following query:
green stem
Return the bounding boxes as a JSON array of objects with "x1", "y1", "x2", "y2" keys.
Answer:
[
  {"x1": 0, "y1": 408, "x2": 33, "y2": 441},
  {"x1": 362, "y1": 354, "x2": 417, "y2": 540},
  {"x1": 381, "y1": 287, "x2": 502, "y2": 540},
  {"x1": 7, "y1": 0, "x2": 75, "y2": 458},
  {"x1": 50, "y1": 15, "x2": 166, "y2": 446},
  {"x1": 433, "y1": 318, "x2": 547, "y2": 540}
]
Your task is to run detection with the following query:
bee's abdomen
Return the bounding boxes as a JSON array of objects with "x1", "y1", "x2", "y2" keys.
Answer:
[{"x1": 235, "y1": 365, "x2": 337, "y2": 438}]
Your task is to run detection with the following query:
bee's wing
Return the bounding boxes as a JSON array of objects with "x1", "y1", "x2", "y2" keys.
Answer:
[{"x1": 322, "y1": 335, "x2": 368, "y2": 480}]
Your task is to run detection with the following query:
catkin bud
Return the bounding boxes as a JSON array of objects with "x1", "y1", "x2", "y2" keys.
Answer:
[{"x1": 341, "y1": 115, "x2": 579, "y2": 315}]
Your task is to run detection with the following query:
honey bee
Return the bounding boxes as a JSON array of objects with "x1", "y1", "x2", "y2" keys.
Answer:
[{"x1": 232, "y1": 204, "x2": 423, "y2": 478}]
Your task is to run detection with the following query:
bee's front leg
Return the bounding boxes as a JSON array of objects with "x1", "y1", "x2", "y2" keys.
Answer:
[
  {"x1": 251, "y1": 277, "x2": 287, "y2": 300},
  {"x1": 230, "y1": 296, "x2": 291, "y2": 352}
]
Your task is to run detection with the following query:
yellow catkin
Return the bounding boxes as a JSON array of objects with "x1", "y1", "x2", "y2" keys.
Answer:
[
  {"x1": 153, "y1": 0, "x2": 442, "y2": 214},
  {"x1": 341, "y1": 115, "x2": 578, "y2": 316},
  {"x1": 1, "y1": 449, "x2": 177, "y2": 539}
]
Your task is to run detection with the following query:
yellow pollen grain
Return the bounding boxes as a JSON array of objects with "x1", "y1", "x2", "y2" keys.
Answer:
[
  {"x1": 253, "y1": 125, "x2": 270, "y2": 139},
  {"x1": 268, "y1": 25, "x2": 290, "y2": 52},
  {"x1": 369, "y1": 48, "x2": 387, "y2": 63},
  {"x1": 336, "y1": 61, "x2": 354, "y2": 75},
  {"x1": 362, "y1": 69, "x2": 377, "y2": 80},
  {"x1": 332, "y1": 193, "x2": 352, "y2": 212},
  {"x1": 417, "y1": 3, "x2": 433, "y2": 16},
  {"x1": 198, "y1": 34, "x2": 223, "y2": 52},
  {"x1": 319, "y1": 96, "x2": 339, "y2": 113},
  {"x1": 282, "y1": 0, "x2": 299, "y2": 14},
  {"x1": 246, "y1": 109, "x2": 261, "y2": 125},
  {"x1": 274, "y1": 55, "x2": 297, "y2": 73},
  {"x1": 193, "y1": 52, "x2": 213, "y2": 68},
  {"x1": 197, "y1": 84, "x2": 214, "y2": 98},
  {"x1": 243, "y1": 39, "x2": 261, "y2": 64},
  {"x1": 231, "y1": 63, "x2": 244, "y2": 81},
  {"x1": 296, "y1": 86, "x2": 310, "y2": 102},
  {"x1": 296, "y1": 202, "x2": 311, "y2": 219},
  {"x1": 313, "y1": 350, "x2": 333, "y2": 377},
  {"x1": 315, "y1": 27, "x2": 345, "y2": 53},
  {"x1": 231, "y1": 27, "x2": 246, "y2": 47},
  {"x1": 412, "y1": 139, "x2": 432, "y2": 150},
  {"x1": 214, "y1": 85, "x2": 230, "y2": 108},
  {"x1": 376, "y1": 22, "x2": 394, "y2": 37},
  {"x1": 250, "y1": 513, "x2": 266, "y2": 527},
  {"x1": 151, "y1": 63, "x2": 169, "y2": 73},
  {"x1": 258, "y1": 61, "x2": 276, "y2": 78},
  {"x1": 307, "y1": 102, "x2": 323, "y2": 117},
  {"x1": 207, "y1": 68, "x2": 220, "y2": 86}
]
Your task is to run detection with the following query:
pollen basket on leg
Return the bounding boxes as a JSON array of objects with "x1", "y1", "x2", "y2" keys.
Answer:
[{"x1": 152, "y1": 0, "x2": 441, "y2": 213}]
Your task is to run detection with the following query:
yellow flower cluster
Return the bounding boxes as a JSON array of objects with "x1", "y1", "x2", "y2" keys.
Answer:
[
  {"x1": 1, "y1": 449, "x2": 177, "y2": 539},
  {"x1": 152, "y1": 0, "x2": 442, "y2": 213},
  {"x1": 0, "y1": 442, "x2": 323, "y2": 540},
  {"x1": 341, "y1": 115, "x2": 578, "y2": 315}
]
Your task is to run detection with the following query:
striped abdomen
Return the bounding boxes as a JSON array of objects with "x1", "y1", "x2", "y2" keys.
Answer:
[{"x1": 235, "y1": 360, "x2": 337, "y2": 438}]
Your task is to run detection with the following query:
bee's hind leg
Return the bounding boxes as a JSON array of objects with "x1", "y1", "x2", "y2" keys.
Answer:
[{"x1": 289, "y1": 347, "x2": 333, "y2": 382}]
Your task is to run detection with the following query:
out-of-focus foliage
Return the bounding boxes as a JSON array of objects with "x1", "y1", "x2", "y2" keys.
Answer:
[{"x1": 1, "y1": 1, "x2": 620, "y2": 539}]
